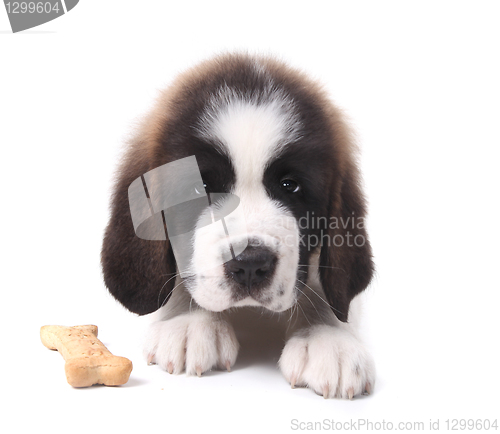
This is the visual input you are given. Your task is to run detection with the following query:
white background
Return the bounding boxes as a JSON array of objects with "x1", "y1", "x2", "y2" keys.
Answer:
[{"x1": 1, "y1": 1, "x2": 499, "y2": 432}]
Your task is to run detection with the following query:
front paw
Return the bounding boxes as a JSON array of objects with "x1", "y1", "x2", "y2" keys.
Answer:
[
  {"x1": 143, "y1": 311, "x2": 239, "y2": 376},
  {"x1": 279, "y1": 325, "x2": 375, "y2": 399}
]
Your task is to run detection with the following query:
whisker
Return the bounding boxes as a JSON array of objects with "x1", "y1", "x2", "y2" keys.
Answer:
[
  {"x1": 296, "y1": 278, "x2": 343, "y2": 315},
  {"x1": 295, "y1": 297, "x2": 311, "y2": 327},
  {"x1": 285, "y1": 301, "x2": 299, "y2": 334},
  {"x1": 159, "y1": 278, "x2": 186, "y2": 308},
  {"x1": 295, "y1": 285, "x2": 325, "y2": 325},
  {"x1": 159, "y1": 271, "x2": 182, "y2": 277},
  {"x1": 297, "y1": 264, "x2": 347, "y2": 274},
  {"x1": 157, "y1": 272, "x2": 182, "y2": 309}
]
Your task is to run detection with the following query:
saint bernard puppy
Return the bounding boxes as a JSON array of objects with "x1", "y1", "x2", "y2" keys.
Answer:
[{"x1": 101, "y1": 53, "x2": 375, "y2": 399}]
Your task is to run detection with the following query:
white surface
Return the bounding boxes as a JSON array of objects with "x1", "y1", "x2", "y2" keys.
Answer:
[{"x1": 1, "y1": 1, "x2": 499, "y2": 433}]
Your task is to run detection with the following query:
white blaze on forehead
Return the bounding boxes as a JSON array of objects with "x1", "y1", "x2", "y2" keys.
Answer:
[
  {"x1": 190, "y1": 83, "x2": 303, "y2": 312},
  {"x1": 196, "y1": 85, "x2": 302, "y2": 188}
]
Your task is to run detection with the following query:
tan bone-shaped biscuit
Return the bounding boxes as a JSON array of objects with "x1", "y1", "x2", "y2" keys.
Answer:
[{"x1": 40, "y1": 325, "x2": 133, "y2": 387}]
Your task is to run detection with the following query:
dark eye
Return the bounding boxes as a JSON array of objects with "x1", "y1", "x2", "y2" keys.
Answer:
[{"x1": 280, "y1": 178, "x2": 300, "y2": 193}]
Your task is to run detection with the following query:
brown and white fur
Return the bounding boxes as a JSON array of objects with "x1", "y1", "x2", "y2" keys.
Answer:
[{"x1": 101, "y1": 53, "x2": 375, "y2": 399}]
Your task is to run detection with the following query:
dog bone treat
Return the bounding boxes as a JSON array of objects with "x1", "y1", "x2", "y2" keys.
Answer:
[{"x1": 40, "y1": 325, "x2": 133, "y2": 387}]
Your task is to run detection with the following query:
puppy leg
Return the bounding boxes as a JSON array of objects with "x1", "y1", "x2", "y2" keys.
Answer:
[
  {"x1": 143, "y1": 285, "x2": 239, "y2": 376},
  {"x1": 279, "y1": 279, "x2": 375, "y2": 399}
]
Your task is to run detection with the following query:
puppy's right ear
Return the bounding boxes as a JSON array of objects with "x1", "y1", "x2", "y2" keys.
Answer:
[{"x1": 101, "y1": 143, "x2": 177, "y2": 315}]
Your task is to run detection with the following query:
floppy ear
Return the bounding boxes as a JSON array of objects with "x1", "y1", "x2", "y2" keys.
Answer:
[
  {"x1": 101, "y1": 142, "x2": 177, "y2": 315},
  {"x1": 319, "y1": 160, "x2": 374, "y2": 323}
]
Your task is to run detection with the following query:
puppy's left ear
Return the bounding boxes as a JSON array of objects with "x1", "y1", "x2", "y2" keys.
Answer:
[{"x1": 319, "y1": 159, "x2": 374, "y2": 323}]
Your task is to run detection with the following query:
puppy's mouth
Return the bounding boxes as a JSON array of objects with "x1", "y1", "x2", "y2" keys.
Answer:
[{"x1": 226, "y1": 275, "x2": 299, "y2": 314}]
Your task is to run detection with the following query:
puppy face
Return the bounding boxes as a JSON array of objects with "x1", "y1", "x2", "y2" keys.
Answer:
[
  {"x1": 167, "y1": 74, "x2": 336, "y2": 313},
  {"x1": 188, "y1": 89, "x2": 298, "y2": 311},
  {"x1": 102, "y1": 54, "x2": 373, "y2": 322}
]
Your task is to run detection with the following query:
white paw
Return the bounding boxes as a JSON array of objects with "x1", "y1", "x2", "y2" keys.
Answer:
[
  {"x1": 279, "y1": 325, "x2": 375, "y2": 399},
  {"x1": 143, "y1": 311, "x2": 239, "y2": 376}
]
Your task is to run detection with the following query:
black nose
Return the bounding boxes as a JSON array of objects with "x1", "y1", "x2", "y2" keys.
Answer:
[{"x1": 225, "y1": 246, "x2": 277, "y2": 289}]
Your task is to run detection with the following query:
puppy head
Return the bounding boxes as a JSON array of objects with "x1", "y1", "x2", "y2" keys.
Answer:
[{"x1": 101, "y1": 54, "x2": 373, "y2": 321}]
